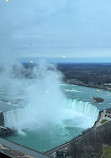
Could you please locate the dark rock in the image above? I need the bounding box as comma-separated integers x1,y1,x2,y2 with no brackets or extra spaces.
0,112,4,126
1,98,10,103
106,108,111,113
0,112,16,137
93,97,104,103
0,126,15,137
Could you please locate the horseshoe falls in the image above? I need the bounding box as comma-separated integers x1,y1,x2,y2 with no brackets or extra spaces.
4,98,99,152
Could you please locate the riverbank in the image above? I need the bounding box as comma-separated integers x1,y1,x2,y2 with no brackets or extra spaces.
65,79,111,92
0,138,49,158
95,110,111,128
57,63,111,92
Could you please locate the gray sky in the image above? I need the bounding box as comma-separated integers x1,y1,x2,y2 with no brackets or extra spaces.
0,0,111,60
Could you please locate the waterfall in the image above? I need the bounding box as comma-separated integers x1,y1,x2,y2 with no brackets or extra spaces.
61,99,99,129
65,99,99,120
4,99,99,130
4,106,30,129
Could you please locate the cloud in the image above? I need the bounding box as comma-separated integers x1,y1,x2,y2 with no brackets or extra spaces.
0,0,111,59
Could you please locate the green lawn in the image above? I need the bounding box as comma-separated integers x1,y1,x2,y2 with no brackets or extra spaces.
101,119,108,124
103,146,111,158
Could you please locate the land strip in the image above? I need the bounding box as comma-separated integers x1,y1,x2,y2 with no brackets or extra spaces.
0,138,49,158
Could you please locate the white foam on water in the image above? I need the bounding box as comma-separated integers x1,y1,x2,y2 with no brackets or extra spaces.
66,89,81,93
18,129,26,136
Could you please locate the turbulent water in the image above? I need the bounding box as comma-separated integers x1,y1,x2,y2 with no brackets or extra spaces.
4,99,99,152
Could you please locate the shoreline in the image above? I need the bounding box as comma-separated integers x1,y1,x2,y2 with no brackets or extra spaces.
45,111,101,157
65,80,111,92
45,110,111,157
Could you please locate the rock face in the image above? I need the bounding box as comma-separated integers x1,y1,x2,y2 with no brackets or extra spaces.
0,112,4,126
106,108,111,113
0,126,15,137
0,112,15,137
93,97,104,103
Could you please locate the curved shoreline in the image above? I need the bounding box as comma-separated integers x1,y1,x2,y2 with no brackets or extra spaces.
45,111,101,157
45,109,111,157
65,80,111,92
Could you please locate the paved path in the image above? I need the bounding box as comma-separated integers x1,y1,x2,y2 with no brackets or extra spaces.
0,138,49,158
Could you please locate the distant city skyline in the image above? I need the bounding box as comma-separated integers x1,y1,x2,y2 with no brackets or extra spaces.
0,0,111,62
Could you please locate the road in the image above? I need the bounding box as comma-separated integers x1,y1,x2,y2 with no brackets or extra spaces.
0,138,49,158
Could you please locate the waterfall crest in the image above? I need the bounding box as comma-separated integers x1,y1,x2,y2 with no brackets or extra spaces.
65,99,99,120
4,99,99,130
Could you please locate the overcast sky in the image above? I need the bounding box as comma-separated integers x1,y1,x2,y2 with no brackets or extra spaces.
0,0,111,61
